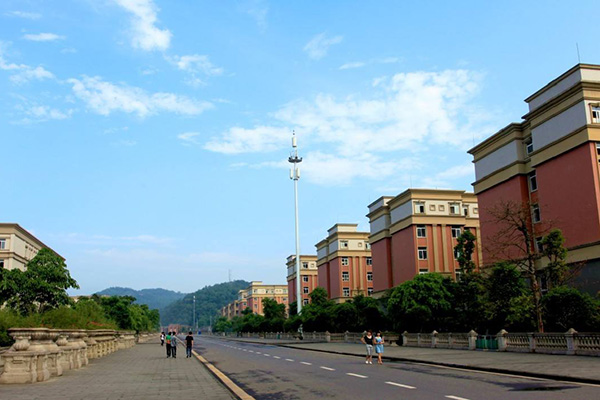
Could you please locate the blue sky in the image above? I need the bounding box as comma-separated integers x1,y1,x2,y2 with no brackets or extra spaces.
1,1,598,294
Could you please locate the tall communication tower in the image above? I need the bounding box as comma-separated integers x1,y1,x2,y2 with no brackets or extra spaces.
288,131,303,315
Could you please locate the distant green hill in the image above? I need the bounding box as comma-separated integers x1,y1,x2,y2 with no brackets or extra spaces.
95,287,186,311
160,280,249,327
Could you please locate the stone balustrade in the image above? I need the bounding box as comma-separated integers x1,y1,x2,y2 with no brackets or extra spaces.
0,328,147,384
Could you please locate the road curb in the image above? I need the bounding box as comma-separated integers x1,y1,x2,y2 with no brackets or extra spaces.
176,340,256,400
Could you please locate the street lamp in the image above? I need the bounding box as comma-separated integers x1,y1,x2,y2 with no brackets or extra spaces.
193,295,196,331
288,131,303,315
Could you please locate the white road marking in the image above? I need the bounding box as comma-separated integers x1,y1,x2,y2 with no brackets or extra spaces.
273,356,281,359
285,358,294,362
320,366,335,371
446,396,470,400
264,354,270,357
385,381,416,389
346,373,368,379
300,362,312,365
248,350,254,353
256,352,262,354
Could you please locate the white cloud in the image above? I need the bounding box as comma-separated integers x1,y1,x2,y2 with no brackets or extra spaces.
5,11,42,19
339,61,366,70
167,54,223,76
166,54,223,87
239,0,269,31
25,105,72,120
419,163,475,188
205,69,492,185
113,0,172,51
10,65,55,84
22,33,65,41
67,75,213,117
113,139,137,146
177,132,201,145
303,33,343,60
204,126,289,154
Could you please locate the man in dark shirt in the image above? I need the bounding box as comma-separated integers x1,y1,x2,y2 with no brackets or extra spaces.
185,331,194,358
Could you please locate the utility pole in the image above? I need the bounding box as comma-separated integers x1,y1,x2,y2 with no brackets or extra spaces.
193,295,196,332
288,131,303,316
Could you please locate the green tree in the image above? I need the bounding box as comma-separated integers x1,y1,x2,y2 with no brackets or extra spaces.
7,248,79,314
387,273,454,332
308,287,333,308
352,294,386,331
261,298,286,331
450,272,487,331
454,229,477,274
213,316,233,332
485,262,534,331
542,287,600,331
540,229,571,289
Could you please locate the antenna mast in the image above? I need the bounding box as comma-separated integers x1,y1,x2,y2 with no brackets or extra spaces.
288,130,303,316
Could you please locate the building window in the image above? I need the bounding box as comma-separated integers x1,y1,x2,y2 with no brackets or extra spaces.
342,271,350,281
536,237,544,253
303,286,309,294
451,226,462,238
303,299,309,305
302,276,309,282
343,288,350,297
365,242,371,250
463,206,469,216
455,269,463,280
416,225,426,238
415,202,425,214
367,272,373,282
454,248,461,260
302,262,308,269
0,239,5,250
529,171,538,192
532,204,541,223
418,247,428,260
367,288,373,296
0,259,4,269
419,268,428,275
340,240,349,249
525,138,534,155
341,257,349,266
366,257,372,266
449,203,460,214
592,106,600,123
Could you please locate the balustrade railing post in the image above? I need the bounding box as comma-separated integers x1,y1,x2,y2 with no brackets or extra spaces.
496,329,508,351
529,333,536,353
402,331,408,347
565,328,577,355
468,330,477,350
431,330,438,348
344,331,349,343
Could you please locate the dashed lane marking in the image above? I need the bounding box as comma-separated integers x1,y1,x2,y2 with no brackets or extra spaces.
385,381,416,389
285,359,294,362
346,373,368,379
445,396,470,400
264,354,271,357
300,362,312,365
320,366,335,371
273,356,281,359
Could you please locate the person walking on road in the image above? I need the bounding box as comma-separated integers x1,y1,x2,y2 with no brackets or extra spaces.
185,331,194,358
375,331,385,364
165,332,172,358
361,330,374,364
160,332,165,346
170,332,178,358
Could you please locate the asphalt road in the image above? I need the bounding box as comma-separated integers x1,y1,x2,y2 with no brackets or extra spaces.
194,336,600,400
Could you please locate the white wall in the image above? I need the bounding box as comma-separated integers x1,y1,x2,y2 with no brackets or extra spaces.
474,141,521,181
532,101,587,150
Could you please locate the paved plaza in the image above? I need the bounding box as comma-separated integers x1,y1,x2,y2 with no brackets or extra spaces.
0,341,236,400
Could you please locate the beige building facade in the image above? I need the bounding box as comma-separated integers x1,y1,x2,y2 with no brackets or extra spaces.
0,223,61,271
221,281,289,319
286,255,318,306
316,224,373,303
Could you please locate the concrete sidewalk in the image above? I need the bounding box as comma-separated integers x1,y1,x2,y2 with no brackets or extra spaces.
214,337,600,384
0,340,236,400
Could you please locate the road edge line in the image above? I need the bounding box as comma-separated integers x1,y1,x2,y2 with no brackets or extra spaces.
188,345,256,400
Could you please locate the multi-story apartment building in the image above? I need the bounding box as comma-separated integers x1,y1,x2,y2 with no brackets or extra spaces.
220,281,288,319
0,223,62,271
367,189,481,297
315,224,373,303
469,64,600,292
286,255,318,306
